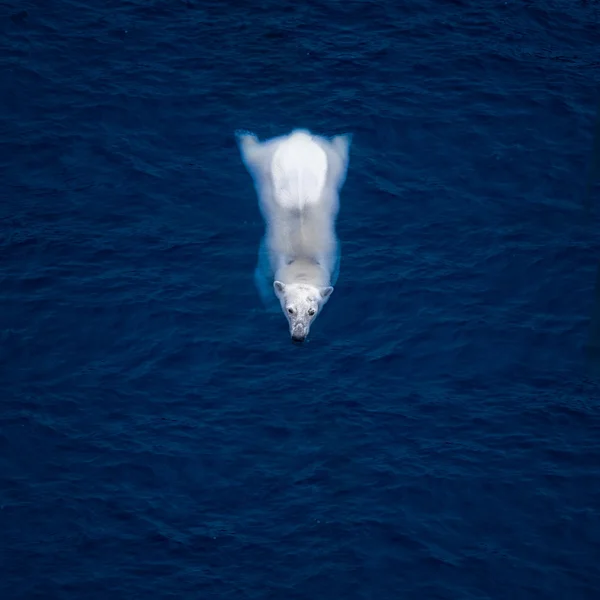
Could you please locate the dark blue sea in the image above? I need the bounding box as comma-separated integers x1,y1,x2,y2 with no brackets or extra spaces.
2,1,600,598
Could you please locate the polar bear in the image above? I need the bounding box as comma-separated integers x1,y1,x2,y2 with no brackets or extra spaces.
236,128,351,342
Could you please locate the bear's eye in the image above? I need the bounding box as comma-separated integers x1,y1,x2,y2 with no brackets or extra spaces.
287,307,295,315
308,308,315,316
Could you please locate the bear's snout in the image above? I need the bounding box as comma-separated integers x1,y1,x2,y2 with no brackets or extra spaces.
291,324,307,343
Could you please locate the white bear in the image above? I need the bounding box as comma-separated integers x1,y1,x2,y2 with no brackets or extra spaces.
236,128,351,342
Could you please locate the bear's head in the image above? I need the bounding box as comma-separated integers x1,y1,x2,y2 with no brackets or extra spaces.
273,281,333,342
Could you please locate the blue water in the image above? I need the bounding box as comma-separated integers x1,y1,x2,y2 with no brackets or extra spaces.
2,1,600,598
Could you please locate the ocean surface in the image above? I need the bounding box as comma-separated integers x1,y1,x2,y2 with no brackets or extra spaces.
2,1,600,598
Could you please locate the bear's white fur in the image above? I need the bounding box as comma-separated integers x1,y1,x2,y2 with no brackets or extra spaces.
236,128,351,341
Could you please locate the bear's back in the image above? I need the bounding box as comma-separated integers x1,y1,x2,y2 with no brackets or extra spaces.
270,131,328,212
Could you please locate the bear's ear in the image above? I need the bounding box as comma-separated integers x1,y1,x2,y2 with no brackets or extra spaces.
320,286,333,299
274,281,286,294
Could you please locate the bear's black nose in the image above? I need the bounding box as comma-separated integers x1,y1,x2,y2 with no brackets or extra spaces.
291,333,306,343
